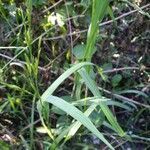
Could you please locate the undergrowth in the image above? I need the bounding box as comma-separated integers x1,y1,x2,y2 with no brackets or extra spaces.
0,0,150,149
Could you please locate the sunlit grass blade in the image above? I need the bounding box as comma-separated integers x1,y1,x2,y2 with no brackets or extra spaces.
53,96,133,148
66,98,132,140
42,95,114,150
37,62,93,142
78,68,125,137
42,62,92,98
50,104,97,149
84,0,109,61
65,104,97,140
72,97,133,111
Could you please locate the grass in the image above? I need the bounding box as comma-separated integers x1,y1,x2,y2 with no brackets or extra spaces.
37,1,125,148
0,0,150,149
84,0,108,62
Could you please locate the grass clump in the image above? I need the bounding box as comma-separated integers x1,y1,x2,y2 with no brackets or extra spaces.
0,0,150,149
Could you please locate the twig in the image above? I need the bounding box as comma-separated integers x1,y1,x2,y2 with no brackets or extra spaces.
122,0,150,18
5,15,84,39
98,87,150,108
5,21,28,38
41,0,64,14
0,46,26,50
64,0,74,63
0,123,16,143
100,3,150,26
103,67,140,73
31,15,85,44
43,3,150,41
21,119,40,133
2,48,26,70
0,53,46,71
0,52,147,73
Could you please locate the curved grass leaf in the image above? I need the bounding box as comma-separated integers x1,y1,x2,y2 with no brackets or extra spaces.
84,0,109,61
51,104,97,149
117,90,149,99
42,62,92,99
78,68,125,137
72,97,133,111
37,62,93,144
66,104,97,141
42,95,114,150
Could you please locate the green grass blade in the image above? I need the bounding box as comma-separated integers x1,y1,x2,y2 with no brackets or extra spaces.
107,6,117,26
51,104,97,149
54,97,132,147
66,104,97,140
42,95,114,150
117,90,149,99
42,62,92,99
37,62,92,142
78,68,125,137
72,97,133,111
84,0,109,61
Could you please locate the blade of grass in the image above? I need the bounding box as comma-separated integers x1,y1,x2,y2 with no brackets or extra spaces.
41,62,92,99
117,90,149,99
51,104,97,149
37,62,93,141
42,95,114,150
65,104,97,140
72,97,133,111
52,96,132,148
78,68,125,137
107,6,117,26
84,0,109,61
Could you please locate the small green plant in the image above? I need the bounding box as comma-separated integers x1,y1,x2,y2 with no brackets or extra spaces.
1,0,149,149
37,62,132,149
37,1,128,149
84,0,109,62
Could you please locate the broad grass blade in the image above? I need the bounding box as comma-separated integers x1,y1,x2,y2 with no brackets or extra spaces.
78,68,125,137
43,95,114,150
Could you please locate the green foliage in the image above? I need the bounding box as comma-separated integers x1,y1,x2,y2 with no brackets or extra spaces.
112,74,123,87
73,44,86,60
37,62,131,149
78,68,125,137
73,44,97,60
0,0,150,149
0,141,10,150
84,0,109,61
42,95,114,149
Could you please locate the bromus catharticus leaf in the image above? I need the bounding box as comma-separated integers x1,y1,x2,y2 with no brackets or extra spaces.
42,95,114,150
37,1,127,149
37,62,128,149
37,62,114,149
84,0,109,62
78,68,125,137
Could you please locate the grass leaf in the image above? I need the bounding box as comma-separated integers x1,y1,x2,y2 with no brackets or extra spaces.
78,68,125,137
42,62,92,99
84,0,109,61
42,95,114,150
